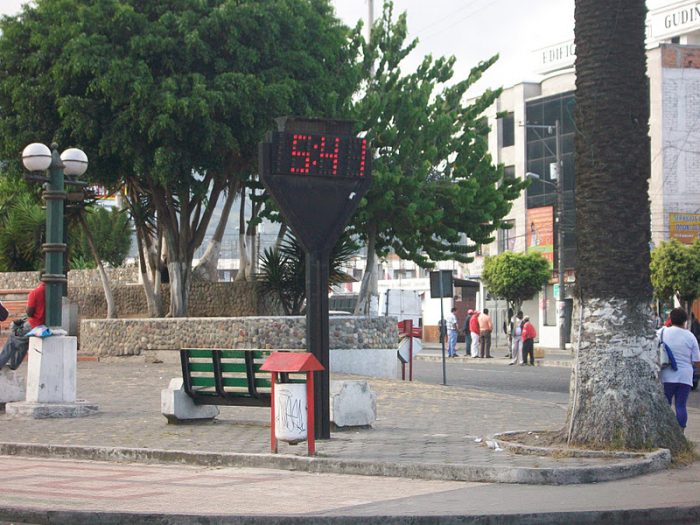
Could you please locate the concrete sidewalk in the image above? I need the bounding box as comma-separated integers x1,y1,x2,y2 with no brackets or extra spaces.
0,359,698,524
417,342,574,367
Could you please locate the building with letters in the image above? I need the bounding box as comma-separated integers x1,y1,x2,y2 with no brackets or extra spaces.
480,0,700,346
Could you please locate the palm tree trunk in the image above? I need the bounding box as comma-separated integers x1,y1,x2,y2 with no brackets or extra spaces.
566,0,687,453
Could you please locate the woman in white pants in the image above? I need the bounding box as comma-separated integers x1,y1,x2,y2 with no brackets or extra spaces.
509,311,524,365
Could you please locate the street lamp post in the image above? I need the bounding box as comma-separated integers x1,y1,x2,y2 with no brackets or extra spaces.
22,143,88,329
525,120,566,350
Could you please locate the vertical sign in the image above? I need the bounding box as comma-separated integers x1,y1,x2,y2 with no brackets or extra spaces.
259,117,372,440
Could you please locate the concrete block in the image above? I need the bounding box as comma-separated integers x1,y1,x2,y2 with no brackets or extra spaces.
161,378,219,424
0,368,26,408
330,380,376,428
5,400,98,419
25,336,77,404
330,348,398,378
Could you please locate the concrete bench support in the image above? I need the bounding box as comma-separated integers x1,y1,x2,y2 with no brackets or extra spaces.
0,368,25,411
330,380,377,429
161,378,220,423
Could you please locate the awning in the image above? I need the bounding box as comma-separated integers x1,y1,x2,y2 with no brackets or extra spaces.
453,278,480,290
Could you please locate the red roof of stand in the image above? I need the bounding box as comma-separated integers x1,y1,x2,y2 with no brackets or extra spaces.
260,352,325,373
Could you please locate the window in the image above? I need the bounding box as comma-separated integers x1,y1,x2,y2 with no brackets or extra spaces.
499,219,516,252
501,112,515,147
503,165,515,180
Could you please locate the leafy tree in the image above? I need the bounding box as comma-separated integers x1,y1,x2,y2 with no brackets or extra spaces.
650,239,700,312
566,0,688,454
73,206,131,269
0,0,359,316
481,252,551,312
258,232,357,315
350,3,525,314
0,192,44,271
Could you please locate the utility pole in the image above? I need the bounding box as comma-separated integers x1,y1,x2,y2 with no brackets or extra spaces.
554,119,566,350
523,120,565,350
368,0,374,41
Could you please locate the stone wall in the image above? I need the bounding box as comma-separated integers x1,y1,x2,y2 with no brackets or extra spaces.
0,268,139,290
71,281,264,319
79,316,398,357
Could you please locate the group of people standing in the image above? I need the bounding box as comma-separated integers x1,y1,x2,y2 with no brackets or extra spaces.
445,307,536,364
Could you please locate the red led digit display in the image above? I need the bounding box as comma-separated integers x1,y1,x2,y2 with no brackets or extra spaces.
272,132,369,179
290,134,311,174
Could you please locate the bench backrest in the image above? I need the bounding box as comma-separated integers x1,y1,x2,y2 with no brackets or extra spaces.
180,348,307,407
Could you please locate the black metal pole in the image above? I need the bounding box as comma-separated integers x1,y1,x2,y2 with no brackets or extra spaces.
306,249,331,439
439,277,447,386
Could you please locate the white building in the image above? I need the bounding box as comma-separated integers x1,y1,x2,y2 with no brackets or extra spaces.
480,0,700,346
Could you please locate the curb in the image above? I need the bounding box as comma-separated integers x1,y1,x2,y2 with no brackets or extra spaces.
1,505,700,525
416,354,572,368
0,441,669,485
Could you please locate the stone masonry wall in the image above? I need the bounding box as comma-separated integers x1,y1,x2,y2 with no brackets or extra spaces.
71,281,263,319
0,269,266,319
79,316,398,357
0,268,139,290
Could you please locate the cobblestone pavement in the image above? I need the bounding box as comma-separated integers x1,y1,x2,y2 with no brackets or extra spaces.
0,359,662,471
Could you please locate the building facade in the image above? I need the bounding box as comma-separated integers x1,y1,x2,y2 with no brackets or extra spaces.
482,0,700,346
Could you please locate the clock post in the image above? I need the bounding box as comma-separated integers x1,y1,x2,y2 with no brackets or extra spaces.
259,117,372,439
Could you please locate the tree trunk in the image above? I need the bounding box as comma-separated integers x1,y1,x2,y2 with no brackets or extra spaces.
274,223,288,251
193,182,239,282
235,188,248,282
135,223,162,317
354,228,378,316
79,215,117,319
565,298,685,451
567,0,688,453
245,229,257,280
167,260,189,317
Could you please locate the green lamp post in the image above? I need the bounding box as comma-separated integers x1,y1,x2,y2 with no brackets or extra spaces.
22,143,88,329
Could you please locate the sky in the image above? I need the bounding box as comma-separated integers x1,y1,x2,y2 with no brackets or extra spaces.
0,0,677,91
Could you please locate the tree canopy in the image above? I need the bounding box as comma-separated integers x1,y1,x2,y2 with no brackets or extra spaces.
0,0,359,315
650,239,700,311
349,3,526,312
481,251,551,311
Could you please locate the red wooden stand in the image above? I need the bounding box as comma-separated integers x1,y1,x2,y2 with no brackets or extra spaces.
398,320,422,381
261,352,325,456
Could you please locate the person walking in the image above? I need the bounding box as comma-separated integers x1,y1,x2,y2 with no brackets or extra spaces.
478,308,493,358
509,310,524,365
446,307,459,357
469,310,481,358
521,315,537,365
463,309,474,357
503,307,514,357
658,307,700,433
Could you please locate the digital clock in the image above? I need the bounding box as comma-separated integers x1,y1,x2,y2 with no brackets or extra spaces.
270,131,369,179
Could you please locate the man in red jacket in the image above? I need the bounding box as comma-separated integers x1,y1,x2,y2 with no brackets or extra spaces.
521,315,537,365
26,281,46,328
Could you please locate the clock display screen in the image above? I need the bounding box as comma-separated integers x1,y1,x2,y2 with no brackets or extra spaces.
271,132,368,178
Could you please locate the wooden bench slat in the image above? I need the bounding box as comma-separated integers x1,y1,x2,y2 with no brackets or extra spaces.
219,363,249,373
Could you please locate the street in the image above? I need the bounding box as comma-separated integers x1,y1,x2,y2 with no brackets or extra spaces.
412,356,700,410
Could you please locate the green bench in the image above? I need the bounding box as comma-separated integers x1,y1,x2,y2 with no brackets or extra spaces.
179,348,306,408
180,348,274,407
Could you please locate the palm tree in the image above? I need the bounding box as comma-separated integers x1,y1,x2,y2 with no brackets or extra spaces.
566,0,687,453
